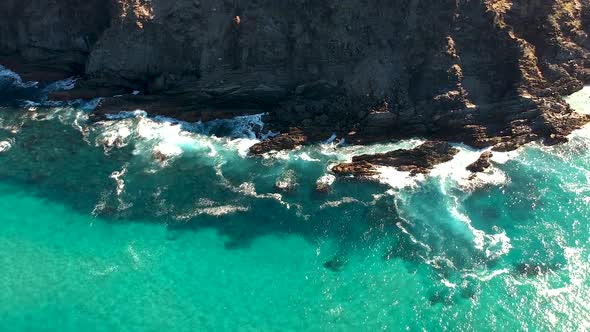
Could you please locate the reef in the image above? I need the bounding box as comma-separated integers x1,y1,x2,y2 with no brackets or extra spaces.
1,0,590,157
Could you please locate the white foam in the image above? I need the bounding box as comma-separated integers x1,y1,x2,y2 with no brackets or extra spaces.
0,139,13,153
448,193,512,258
490,149,523,164
110,167,127,197
430,144,483,187
205,140,218,157
175,205,249,220
90,265,119,277
224,138,260,158
96,124,132,150
298,152,320,162
185,113,268,139
376,143,511,191
0,65,38,88
319,139,427,190
98,111,271,163
105,110,148,120
440,279,457,289
316,174,336,187
42,77,76,93
152,142,183,164
463,268,510,282
261,149,294,160
127,244,141,268
320,197,363,209
324,139,424,161
374,166,425,190
565,85,590,115
109,165,133,211
464,168,509,191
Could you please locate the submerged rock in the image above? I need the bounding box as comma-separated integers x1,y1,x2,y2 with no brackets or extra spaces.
274,170,298,193
323,256,348,272
333,141,460,177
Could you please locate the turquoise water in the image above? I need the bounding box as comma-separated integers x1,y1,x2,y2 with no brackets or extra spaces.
0,72,589,331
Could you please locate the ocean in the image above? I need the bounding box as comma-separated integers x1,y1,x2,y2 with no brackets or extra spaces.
1,66,589,331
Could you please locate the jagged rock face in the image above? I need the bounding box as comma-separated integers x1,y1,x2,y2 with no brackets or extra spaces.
1,0,589,148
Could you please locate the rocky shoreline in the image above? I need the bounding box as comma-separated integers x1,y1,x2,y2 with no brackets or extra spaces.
1,0,590,176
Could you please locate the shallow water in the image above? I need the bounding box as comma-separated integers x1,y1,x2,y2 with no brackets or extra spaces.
0,71,589,331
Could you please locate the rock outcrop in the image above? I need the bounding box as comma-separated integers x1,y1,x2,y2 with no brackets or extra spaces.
1,0,589,149
249,128,306,155
466,151,494,173
333,141,460,177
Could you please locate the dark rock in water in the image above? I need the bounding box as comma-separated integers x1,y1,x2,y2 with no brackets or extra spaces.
428,290,454,307
514,262,563,277
324,256,348,272
333,141,459,177
1,0,590,148
250,128,306,155
467,151,493,173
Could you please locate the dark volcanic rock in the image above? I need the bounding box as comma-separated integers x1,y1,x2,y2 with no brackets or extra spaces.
333,141,460,177
249,128,306,155
466,151,493,173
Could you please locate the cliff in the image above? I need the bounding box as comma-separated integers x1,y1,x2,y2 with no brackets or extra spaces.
1,0,589,150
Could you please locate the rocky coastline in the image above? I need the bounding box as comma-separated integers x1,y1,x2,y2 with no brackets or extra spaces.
2,0,590,178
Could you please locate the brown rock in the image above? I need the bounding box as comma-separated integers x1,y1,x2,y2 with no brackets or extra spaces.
249,128,306,155
466,151,493,173
333,141,460,177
